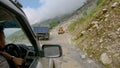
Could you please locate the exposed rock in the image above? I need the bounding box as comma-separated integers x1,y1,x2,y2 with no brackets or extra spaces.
111,2,119,8
93,23,99,29
91,21,99,24
89,55,93,58
88,28,92,31
99,38,103,43
81,31,86,34
100,53,112,64
117,28,120,32
81,54,86,59
91,21,99,29
102,8,107,14
104,18,108,22
104,14,110,18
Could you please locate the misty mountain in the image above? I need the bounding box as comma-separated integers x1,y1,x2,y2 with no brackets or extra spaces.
32,13,72,29
23,0,87,24
32,0,96,29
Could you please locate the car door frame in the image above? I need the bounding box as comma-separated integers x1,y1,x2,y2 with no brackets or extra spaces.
0,0,42,68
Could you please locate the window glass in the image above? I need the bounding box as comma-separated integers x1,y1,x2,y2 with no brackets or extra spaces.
0,6,32,46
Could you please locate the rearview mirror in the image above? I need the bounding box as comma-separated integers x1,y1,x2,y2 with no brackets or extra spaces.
42,44,62,58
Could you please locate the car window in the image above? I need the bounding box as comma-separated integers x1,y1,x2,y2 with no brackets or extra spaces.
0,5,32,46
4,26,32,46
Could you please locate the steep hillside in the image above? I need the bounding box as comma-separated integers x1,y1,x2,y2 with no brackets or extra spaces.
69,0,120,68
71,0,98,20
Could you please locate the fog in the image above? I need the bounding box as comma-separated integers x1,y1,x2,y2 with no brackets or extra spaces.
23,0,87,24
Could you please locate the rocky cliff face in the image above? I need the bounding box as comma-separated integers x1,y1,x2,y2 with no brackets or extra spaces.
71,0,120,68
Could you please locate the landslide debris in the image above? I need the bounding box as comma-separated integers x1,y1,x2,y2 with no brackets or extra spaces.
70,0,120,68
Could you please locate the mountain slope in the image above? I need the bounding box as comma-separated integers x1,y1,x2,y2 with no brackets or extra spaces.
69,0,120,68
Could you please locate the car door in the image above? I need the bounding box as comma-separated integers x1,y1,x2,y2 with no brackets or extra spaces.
0,1,62,68
0,0,43,68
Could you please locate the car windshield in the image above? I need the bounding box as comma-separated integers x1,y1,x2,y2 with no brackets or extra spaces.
0,6,32,46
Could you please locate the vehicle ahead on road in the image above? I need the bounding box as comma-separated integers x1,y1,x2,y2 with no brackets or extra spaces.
0,0,62,68
33,27,50,40
58,27,65,34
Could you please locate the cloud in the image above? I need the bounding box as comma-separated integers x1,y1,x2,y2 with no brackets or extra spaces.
23,0,86,24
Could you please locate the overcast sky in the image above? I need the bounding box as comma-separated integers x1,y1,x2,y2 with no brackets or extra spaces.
19,0,86,24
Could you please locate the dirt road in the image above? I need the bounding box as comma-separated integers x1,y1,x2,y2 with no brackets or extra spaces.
39,22,103,68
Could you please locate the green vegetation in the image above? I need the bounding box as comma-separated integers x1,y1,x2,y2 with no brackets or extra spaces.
68,0,105,31
49,21,59,29
33,14,72,30
7,30,29,43
97,0,104,6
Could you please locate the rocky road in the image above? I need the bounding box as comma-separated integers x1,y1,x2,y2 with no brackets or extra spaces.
39,22,104,68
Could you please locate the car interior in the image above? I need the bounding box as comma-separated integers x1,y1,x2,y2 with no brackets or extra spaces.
0,5,36,68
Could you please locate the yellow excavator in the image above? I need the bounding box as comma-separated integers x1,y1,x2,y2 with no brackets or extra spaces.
58,27,65,34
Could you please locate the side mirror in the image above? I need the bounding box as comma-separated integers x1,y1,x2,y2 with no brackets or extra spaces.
42,44,62,58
